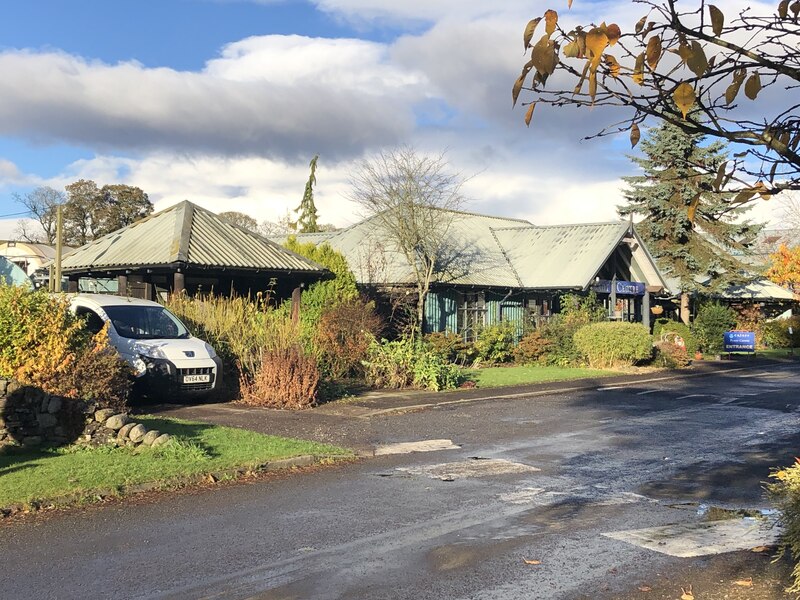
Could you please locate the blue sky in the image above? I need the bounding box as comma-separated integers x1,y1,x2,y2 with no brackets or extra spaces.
0,0,782,235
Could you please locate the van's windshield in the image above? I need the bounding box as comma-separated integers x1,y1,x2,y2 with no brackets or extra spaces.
104,305,191,340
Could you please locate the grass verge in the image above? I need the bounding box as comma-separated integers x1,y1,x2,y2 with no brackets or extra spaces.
463,365,618,388
0,416,351,511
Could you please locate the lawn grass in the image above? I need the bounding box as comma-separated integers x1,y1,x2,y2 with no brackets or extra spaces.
464,364,618,388
0,416,350,509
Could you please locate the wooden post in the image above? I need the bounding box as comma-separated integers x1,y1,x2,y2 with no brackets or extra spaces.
173,271,185,296
54,205,63,292
117,274,128,297
642,290,651,330
680,292,690,325
291,286,302,323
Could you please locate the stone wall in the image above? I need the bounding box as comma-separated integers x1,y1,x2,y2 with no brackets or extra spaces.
0,378,170,448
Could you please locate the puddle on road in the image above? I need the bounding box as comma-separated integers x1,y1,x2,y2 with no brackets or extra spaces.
603,508,781,557
374,439,460,456
397,458,540,481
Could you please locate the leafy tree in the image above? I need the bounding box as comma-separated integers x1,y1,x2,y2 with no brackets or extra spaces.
767,244,800,295
296,154,321,233
219,211,260,233
94,184,152,237
63,180,153,246
347,147,466,335
12,186,64,244
63,179,100,246
282,238,359,326
514,1,800,197
618,120,762,322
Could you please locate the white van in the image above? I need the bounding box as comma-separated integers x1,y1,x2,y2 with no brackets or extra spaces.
69,294,222,397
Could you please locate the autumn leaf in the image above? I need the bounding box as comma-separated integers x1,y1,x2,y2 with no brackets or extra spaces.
604,54,620,78
635,15,647,34
586,77,597,102
779,0,789,19
523,17,541,50
637,585,652,592
568,0,573,8
630,123,641,148
544,9,558,36
563,38,581,58
645,35,662,70
605,23,622,46
512,73,526,108
713,161,727,191
632,52,645,85
585,27,609,68
751,545,772,553
687,193,701,223
725,69,746,104
709,5,724,36
680,585,694,600
524,102,536,127
523,558,542,565
686,41,708,77
745,72,762,99
733,577,754,587
792,1,800,19
673,82,696,118
531,34,558,79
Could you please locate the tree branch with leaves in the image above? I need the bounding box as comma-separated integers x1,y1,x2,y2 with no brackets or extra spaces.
514,0,800,200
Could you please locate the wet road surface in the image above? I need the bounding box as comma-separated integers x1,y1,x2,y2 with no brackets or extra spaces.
2,362,799,599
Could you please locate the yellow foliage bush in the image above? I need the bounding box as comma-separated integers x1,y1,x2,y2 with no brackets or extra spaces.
0,286,129,409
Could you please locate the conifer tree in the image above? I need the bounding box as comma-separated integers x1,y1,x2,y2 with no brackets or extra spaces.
295,155,320,233
618,121,762,322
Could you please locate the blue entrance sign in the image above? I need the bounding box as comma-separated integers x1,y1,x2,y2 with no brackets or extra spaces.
723,331,756,353
591,279,646,296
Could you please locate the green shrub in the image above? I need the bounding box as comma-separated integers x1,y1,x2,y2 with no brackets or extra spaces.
537,292,607,366
424,331,476,366
513,331,552,364
768,462,800,594
282,238,359,326
474,321,518,364
733,304,767,349
0,286,130,409
362,336,460,391
574,322,653,368
692,302,737,354
652,318,697,355
763,316,800,349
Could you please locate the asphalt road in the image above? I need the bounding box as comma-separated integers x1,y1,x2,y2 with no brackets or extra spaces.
3,362,800,599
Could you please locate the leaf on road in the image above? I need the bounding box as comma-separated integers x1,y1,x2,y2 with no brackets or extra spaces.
734,577,754,587
751,545,772,553
680,585,694,600
637,585,652,592
523,558,541,565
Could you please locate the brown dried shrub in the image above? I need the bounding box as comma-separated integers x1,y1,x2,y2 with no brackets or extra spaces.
316,298,383,380
240,344,320,409
513,331,552,364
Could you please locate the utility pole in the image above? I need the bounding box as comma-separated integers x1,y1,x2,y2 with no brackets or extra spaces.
54,205,63,292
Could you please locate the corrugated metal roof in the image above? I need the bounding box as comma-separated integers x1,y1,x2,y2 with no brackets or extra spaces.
494,222,632,289
289,209,668,290
62,201,325,273
719,279,796,300
291,210,529,288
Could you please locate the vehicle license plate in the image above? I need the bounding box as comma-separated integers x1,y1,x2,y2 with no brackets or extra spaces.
183,374,211,384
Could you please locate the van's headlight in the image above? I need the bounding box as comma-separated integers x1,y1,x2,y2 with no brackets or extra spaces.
132,356,148,377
